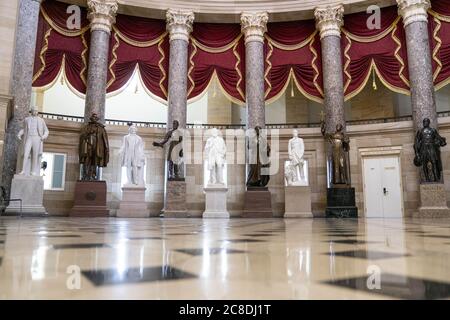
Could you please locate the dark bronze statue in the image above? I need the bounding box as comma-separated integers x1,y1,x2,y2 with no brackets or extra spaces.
246,126,271,187
414,118,447,183
321,122,350,186
79,113,109,181
153,120,184,180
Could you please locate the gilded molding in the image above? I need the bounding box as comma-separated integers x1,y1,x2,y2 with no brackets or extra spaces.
166,9,194,43
314,5,344,39
397,0,430,27
87,0,118,34
240,12,268,44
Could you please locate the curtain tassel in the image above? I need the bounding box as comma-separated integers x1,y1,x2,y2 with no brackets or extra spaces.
372,68,377,91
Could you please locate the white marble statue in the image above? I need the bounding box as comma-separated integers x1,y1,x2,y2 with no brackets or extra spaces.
119,124,146,186
17,108,49,176
285,129,306,186
204,128,227,185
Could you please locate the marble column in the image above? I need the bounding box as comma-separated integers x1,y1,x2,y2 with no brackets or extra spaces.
241,12,268,129
1,0,42,197
397,0,436,130
166,9,194,129
84,0,118,123
314,5,345,134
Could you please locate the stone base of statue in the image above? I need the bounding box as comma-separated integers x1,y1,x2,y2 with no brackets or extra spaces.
326,187,358,218
164,180,187,218
414,183,450,218
70,180,109,217
284,186,313,218
203,184,229,218
243,187,273,218
117,185,148,218
5,174,47,215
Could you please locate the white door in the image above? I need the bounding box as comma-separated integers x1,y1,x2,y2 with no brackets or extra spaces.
363,156,403,218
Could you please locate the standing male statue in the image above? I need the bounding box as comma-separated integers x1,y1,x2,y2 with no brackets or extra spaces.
246,126,271,187
18,108,49,176
321,122,350,186
79,113,109,181
414,118,447,183
285,129,306,186
153,120,184,180
204,128,227,185
119,124,146,186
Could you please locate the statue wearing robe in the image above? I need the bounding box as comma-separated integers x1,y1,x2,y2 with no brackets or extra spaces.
321,122,350,186
205,128,226,185
246,126,271,187
119,124,146,186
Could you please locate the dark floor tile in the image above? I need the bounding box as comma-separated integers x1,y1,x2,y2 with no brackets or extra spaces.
174,248,246,256
420,235,450,239
242,234,274,237
222,239,266,243
0,257,2,266
0,241,4,245
327,250,409,260
327,234,359,237
325,239,374,245
323,273,450,299
82,265,197,286
41,235,82,238
127,237,164,240
52,243,111,250
166,232,199,236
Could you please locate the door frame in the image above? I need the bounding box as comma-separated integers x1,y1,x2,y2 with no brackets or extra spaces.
359,146,404,218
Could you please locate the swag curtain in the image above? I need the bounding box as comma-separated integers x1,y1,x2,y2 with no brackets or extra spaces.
33,1,450,106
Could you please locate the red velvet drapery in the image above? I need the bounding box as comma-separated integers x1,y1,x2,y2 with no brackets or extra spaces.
32,0,450,106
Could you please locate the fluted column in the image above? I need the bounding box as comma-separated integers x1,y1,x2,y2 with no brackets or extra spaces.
84,0,118,123
1,0,43,197
314,5,345,134
241,12,268,129
397,0,436,130
166,9,194,129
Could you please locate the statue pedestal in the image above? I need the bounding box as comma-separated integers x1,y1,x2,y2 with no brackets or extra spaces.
243,187,272,218
5,174,47,215
117,185,148,218
326,187,358,218
414,183,450,218
203,185,229,218
284,186,313,218
164,180,187,218
70,180,109,217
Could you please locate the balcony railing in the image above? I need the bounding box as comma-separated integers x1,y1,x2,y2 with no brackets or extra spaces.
38,111,450,130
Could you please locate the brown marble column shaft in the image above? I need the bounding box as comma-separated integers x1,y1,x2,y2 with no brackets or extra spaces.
1,0,42,197
84,0,118,123
166,9,194,129
397,0,437,130
241,12,268,129
314,5,345,134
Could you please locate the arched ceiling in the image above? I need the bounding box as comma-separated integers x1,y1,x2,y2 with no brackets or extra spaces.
58,0,397,22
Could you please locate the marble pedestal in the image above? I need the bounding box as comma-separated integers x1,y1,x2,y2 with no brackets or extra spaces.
284,186,313,218
243,187,273,218
203,185,229,218
164,180,187,218
117,185,148,218
70,180,109,217
414,183,450,218
5,174,47,215
326,187,358,218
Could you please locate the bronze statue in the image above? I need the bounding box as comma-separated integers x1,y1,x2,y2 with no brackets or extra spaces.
246,126,271,187
79,113,109,181
321,122,350,186
414,118,447,183
153,120,184,180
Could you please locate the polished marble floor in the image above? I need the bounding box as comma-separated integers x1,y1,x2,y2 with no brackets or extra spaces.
0,217,450,299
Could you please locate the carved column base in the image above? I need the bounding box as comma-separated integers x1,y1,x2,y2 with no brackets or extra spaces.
164,180,187,218
326,187,358,218
284,186,313,218
70,180,109,217
414,184,450,218
243,187,273,218
117,186,149,218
